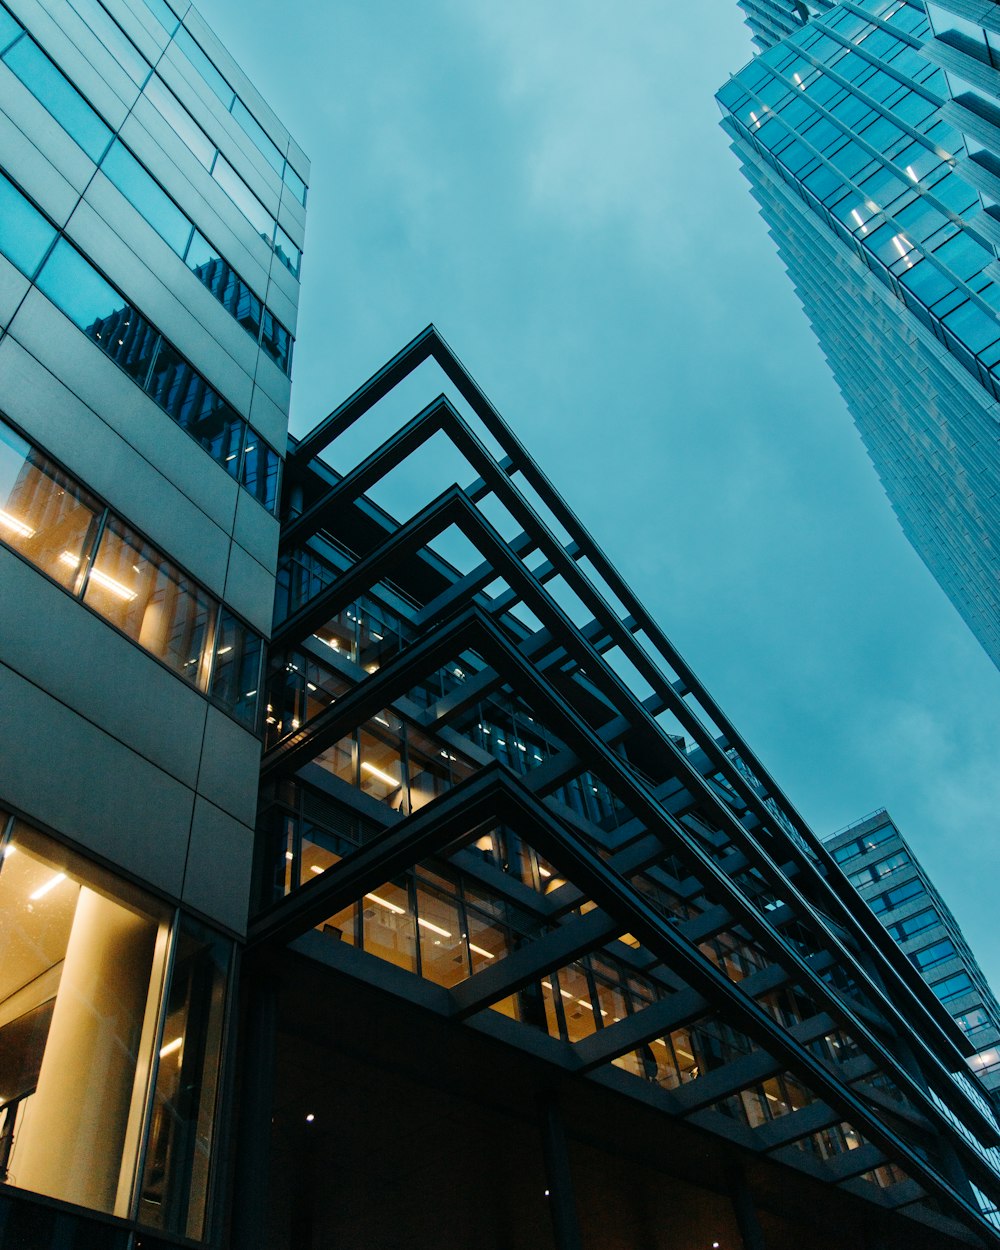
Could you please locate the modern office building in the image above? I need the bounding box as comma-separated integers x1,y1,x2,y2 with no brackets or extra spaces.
718,0,1000,669
2,2,1000,1249
0,0,305,1243
824,810,1000,1103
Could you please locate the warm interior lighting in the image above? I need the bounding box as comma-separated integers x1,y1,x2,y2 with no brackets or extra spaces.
361,761,398,787
0,509,35,538
538,866,552,878
305,1113,315,1123
217,645,232,655
1,845,15,859
310,865,324,875
285,851,294,861
469,942,495,959
417,918,452,938
676,1047,694,1061
365,891,405,915
60,553,138,601
29,872,67,901
159,1037,183,1059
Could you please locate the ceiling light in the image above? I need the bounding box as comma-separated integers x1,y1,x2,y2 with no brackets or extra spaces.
365,891,405,915
417,918,452,938
361,761,397,787
159,1037,183,1058
0,509,35,538
1,845,15,859
305,1113,315,1123
310,865,324,875
217,645,232,655
469,942,495,959
538,866,552,878
285,851,294,861
30,872,67,900
89,568,138,601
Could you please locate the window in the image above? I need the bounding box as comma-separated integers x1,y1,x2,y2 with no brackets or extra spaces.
932,971,973,1003
911,938,956,971
101,141,193,255
970,1049,1000,1078
2,35,111,161
832,822,896,865
956,1008,991,1038
869,876,925,914
888,907,939,941
0,171,56,278
0,817,230,1238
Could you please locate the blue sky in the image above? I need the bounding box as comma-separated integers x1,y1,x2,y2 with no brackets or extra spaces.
213,0,1000,989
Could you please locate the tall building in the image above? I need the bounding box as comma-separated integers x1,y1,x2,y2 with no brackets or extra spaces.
1,3,1000,1249
718,0,1000,669
0,0,305,1242
824,811,1000,1101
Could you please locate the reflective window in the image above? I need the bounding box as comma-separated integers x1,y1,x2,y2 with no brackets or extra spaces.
83,517,216,684
933,971,974,1003
869,876,925,914
956,1008,991,1038
0,422,103,589
284,163,307,207
273,222,301,277
888,907,940,941
141,0,178,33
36,238,122,334
0,7,19,53
3,37,112,161
143,75,214,169
211,610,263,728
260,307,291,372
175,25,232,106
232,97,283,175
911,937,956,970
240,436,280,513
101,141,192,255
65,0,149,86
145,343,245,472
0,173,55,278
212,155,273,240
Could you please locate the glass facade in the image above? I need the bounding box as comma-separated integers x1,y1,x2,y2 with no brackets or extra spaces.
719,0,1000,669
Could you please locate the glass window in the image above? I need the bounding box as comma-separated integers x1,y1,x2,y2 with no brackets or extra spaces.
0,820,172,1217
36,239,121,333
240,435,280,513
231,97,283,175
362,878,417,972
260,307,292,373
869,876,925,914
65,0,149,86
101,141,192,256
141,0,178,33
888,907,939,941
0,420,104,588
137,916,230,1240
0,172,55,278
145,344,245,471
143,75,215,169
912,938,956,970
0,7,21,54
212,155,273,240
3,37,112,161
273,222,300,277
956,1008,991,1037
83,516,216,684
185,232,262,336
210,609,262,726
933,971,973,1003
174,26,232,107
284,163,307,207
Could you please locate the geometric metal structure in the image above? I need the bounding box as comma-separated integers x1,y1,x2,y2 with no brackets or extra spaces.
246,326,1000,1247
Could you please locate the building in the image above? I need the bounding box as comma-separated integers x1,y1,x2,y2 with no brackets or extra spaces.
1,2,1000,1249
0,0,305,1243
717,0,1000,669
824,810,1000,1101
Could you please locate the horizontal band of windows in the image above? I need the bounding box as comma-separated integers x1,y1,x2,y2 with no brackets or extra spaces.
0,167,281,513
0,13,295,369
0,414,264,728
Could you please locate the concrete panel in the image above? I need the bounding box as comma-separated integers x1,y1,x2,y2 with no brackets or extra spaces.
248,373,290,449
0,63,94,215
233,488,280,586
0,253,29,330
223,539,274,636
265,255,300,314
277,188,306,245
0,660,193,896
0,547,209,786
182,796,253,934
0,335,233,593
286,137,310,186
7,292,242,534
19,0,140,119
81,170,262,381
196,705,261,827
63,198,255,417
121,102,272,293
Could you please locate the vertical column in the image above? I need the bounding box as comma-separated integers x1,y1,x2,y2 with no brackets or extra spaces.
539,1093,583,1250
229,963,279,1250
730,1162,767,1250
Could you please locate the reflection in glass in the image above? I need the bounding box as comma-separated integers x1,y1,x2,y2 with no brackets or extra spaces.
260,307,291,372
0,421,104,588
240,436,280,512
0,8,20,54
145,343,245,473
284,163,307,208
273,223,301,277
90,302,160,385
210,609,262,727
359,716,404,808
102,141,193,256
0,820,171,1216
362,879,417,972
138,916,230,1240
231,97,283,174
3,36,111,160
415,884,465,987
36,239,122,334
143,75,215,170
212,155,272,239
0,171,55,278
83,517,215,685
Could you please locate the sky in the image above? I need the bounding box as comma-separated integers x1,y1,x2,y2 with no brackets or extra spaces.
209,1,1000,990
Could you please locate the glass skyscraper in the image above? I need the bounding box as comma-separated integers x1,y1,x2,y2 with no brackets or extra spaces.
718,0,1000,668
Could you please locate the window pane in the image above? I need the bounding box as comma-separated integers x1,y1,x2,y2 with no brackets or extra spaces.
210,609,261,726
0,420,103,588
415,883,466,987
64,0,148,85
0,820,171,1216
231,97,283,174
0,172,56,278
362,879,417,972
144,75,214,169
0,8,21,54
186,233,261,336
83,516,215,683
145,345,245,471
212,155,272,239
283,163,306,207
140,0,178,33
260,307,291,373
273,222,300,277
4,37,112,160
239,435,279,512
102,141,192,256
36,239,120,331
137,916,230,1239
174,26,232,106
